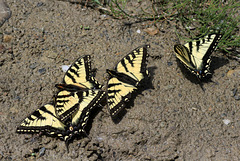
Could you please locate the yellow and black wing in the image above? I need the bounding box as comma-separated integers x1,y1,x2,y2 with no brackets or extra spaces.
16,104,66,139
54,90,82,122
16,91,105,144
56,55,102,91
54,89,106,123
107,45,150,117
54,55,105,122
174,34,222,79
63,90,106,142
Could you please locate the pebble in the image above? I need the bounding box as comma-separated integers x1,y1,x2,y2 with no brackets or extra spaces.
143,27,159,36
234,95,240,100
223,119,231,125
3,34,12,43
29,63,37,69
38,68,46,74
36,2,44,7
61,65,70,72
39,147,45,157
167,61,173,66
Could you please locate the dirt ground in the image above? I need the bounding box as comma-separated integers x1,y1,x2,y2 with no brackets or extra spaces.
0,0,239,160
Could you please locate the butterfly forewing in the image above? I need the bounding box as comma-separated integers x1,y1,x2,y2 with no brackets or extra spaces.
174,44,196,70
16,104,66,137
116,45,150,82
62,55,101,89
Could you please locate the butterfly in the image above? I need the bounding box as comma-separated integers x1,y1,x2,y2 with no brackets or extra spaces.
54,55,105,122
106,45,150,117
174,33,222,79
16,90,104,150
16,55,106,150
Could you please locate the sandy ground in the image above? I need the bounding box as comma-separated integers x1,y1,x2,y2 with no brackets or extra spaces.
0,0,240,160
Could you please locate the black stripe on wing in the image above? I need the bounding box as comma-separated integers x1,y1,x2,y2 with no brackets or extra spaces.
58,55,102,91
16,104,66,138
55,91,83,123
202,34,222,63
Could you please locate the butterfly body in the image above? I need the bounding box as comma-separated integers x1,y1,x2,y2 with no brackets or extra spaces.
107,69,140,86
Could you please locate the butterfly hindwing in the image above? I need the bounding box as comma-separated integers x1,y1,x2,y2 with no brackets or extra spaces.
174,34,222,79
55,89,106,143
70,90,106,132
107,77,137,116
107,45,150,117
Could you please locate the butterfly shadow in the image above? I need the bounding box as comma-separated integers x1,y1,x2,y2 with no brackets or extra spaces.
111,66,157,124
84,97,107,135
210,56,229,72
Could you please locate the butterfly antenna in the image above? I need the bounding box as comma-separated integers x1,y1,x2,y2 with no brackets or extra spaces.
196,77,205,92
82,130,91,140
65,141,70,153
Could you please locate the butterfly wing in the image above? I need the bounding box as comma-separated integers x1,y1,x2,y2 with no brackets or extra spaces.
115,45,150,82
107,77,137,117
71,90,105,128
63,90,106,142
174,44,196,71
58,55,101,90
54,90,83,123
16,104,66,139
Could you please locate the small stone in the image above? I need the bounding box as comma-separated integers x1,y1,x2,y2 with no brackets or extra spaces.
36,2,44,7
61,65,70,72
164,85,175,90
39,147,45,157
143,27,159,36
160,121,166,128
38,68,46,74
234,95,240,100
232,88,237,96
167,61,173,66
3,34,12,43
29,63,37,69
223,119,231,125
46,51,58,59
